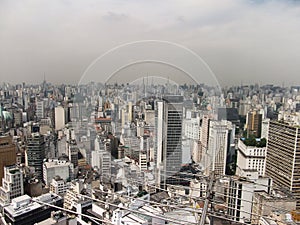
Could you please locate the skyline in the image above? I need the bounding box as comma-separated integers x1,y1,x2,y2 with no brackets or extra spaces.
1,0,300,86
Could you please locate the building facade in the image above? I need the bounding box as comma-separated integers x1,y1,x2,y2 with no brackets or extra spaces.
25,133,45,180
237,139,266,176
265,120,300,209
43,159,74,186
0,165,24,204
156,96,183,186
0,135,16,186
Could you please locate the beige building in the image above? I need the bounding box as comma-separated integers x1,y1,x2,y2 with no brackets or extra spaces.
0,135,16,186
252,190,296,225
266,120,300,209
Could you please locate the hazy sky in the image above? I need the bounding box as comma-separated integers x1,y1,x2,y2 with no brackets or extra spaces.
1,0,300,86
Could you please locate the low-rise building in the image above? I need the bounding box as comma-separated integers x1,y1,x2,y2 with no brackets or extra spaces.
237,138,266,176
252,190,296,224
3,193,62,225
43,159,73,186
49,176,69,196
0,165,24,204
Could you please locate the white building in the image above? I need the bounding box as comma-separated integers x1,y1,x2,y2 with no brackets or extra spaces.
91,150,111,180
227,172,272,223
36,100,45,119
43,159,73,186
63,181,92,221
55,106,65,131
0,165,24,204
49,176,69,196
237,139,266,176
205,120,235,176
183,117,200,140
261,118,270,140
139,152,147,172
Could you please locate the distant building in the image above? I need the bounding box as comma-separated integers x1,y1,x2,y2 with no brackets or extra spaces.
139,152,147,172
25,133,45,180
91,150,111,181
261,118,270,140
54,106,65,131
0,135,16,186
43,159,74,186
68,144,78,168
198,114,211,164
36,100,45,119
49,176,69,196
0,165,24,204
246,110,262,138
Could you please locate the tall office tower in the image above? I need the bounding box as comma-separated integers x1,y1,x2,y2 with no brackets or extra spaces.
54,106,65,131
265,120,300,209
35,100,44,119
25,133,46,180
246,110,262,138
0,135,16,186
68,144,79,168
155,96,183,186
205,120,235,176
155,101,164,185
199,114,211,163
128,101,133,122
0,165,24,204
261,118,270,140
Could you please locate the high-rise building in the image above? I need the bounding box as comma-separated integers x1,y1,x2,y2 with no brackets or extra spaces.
261,118,270,140
68,144,79,168
246,110,262,138
156,96,183,186
205,120,235,176
198,114,211,164
265,120,300,209
0,135,16,186
54,106,65,131
0,165,24,204
35,100,44,119
25,133,45,180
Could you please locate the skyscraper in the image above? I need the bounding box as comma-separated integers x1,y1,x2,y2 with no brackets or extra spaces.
155,96,183,186
0,135,16,186
25,133,45,180
265,120,300,209
246,110,262,138
205,120,235,176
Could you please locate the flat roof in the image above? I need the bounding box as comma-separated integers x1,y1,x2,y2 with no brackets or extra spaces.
5,201,41,217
